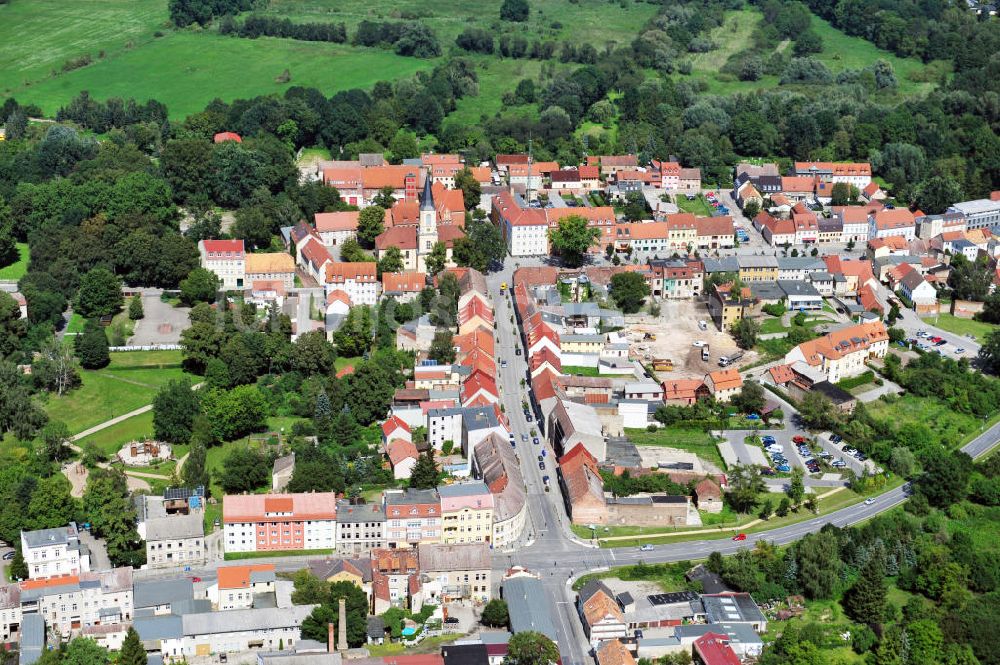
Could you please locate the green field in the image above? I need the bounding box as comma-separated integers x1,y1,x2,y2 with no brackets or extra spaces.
675,194,714,217
678,8,939,98
562,365,602,377
866,394,981,450
921,312,997,344
44,351,192,434
12,31,437,119
0,243,30,282
74,411,155,455
624,426,726,471
446,58,544,129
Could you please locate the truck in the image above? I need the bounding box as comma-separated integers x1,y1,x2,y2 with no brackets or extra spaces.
701,345,710,361
718,351,744,367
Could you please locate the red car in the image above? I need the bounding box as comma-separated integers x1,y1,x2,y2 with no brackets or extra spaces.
732,533,747,541
792,435,808,444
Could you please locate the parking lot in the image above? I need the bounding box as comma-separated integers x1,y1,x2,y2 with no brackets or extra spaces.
716,427,869,478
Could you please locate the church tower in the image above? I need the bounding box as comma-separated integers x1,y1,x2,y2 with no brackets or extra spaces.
417,170,438,270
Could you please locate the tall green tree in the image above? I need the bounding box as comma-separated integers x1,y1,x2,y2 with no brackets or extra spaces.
128,294,145,320
787,467,805,505
75,267,123,319
507,631,559,665
429,329,456,364
179,267,220,305
452,217,505,272
609,272,650,314
548,214,599,268
795,531,841,599
378,245,405,274
481,598,509,627
357,205,385,247
732,380,766,415
454,167,482,210
182,438,211,491
299,580,369,647
726,464,764,513
219,446,269,493
424,241,448,276
75,319,110,368
82,468,145,567
409,450,439,489
842,556,887,628
119,627,147,665
500,0,529,22
153,379,200,443
731,317,760,350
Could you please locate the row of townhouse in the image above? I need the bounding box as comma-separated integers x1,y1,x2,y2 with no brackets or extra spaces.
613,214,735,253
198,240,296,292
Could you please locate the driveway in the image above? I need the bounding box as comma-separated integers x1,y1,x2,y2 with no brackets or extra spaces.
79,529,112,571
130,288,191,346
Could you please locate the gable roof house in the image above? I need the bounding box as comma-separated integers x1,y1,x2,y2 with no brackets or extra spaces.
558,446,608,525
784,321,888,383
577,581,628,646
705,369,743,403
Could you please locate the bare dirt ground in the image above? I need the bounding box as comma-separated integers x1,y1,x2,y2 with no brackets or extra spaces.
624,299,761,379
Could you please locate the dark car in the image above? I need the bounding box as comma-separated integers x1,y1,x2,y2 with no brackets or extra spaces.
538,461,545,470
537,455,544,462
830,434,843,443
444,617,460,624
525,414,533,422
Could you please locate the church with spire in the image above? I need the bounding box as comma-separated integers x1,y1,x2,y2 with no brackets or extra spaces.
374,168,465,273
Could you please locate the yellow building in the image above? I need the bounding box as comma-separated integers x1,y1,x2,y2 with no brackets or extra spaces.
439,482,495,545
737,256,779,282
561,333,605,355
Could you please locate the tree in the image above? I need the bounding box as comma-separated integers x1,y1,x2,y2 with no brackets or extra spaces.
179,267,220,305
61,638,110,665
917,451,972,507
75,267,123,319
842,556,887,628
797,391,840,430
980,329,1000,374
153,379,200,443
119,628,147,665
371,186,396,210
726,464,764,513
287,448,345,493
200,385,269,441
776,497,791,517
914,175,964,215
830,182,852,206
183,438,211,490
889,446,917,477
429,329,456,364
548,215,600,268
330,410,359,448
219,446,269,493
409,450,439,489
378,245,404,274
83,468,144,567
500,0,529,22
357,206,385,247
795,531,841,599
40,420,72,463
424,241,447,276
76,319,110,368
300,580,369,647
481,598,509,627
454,168,482,210
609,272,650,314
731,317,760,350
332,306,373,357
9,547,27,581
732,380,765,415
128,294,144,320
787,468,805,504
507,631,559,665
742,200,761,219
292,330,336,376
453,218,506,272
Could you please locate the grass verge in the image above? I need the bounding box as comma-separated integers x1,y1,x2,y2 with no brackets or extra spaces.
920,312,997,344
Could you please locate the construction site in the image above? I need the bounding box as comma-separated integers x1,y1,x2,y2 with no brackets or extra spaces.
625,300,755,381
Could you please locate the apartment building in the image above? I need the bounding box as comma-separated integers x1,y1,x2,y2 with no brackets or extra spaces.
438,482,495,545
18,568,133,636
383,489,441,548
198,239,245,290
325,261,379,306
949,198,1000,231
20,524,91,580
223,493,338,554
209,564,276,611
794,162,872,188
144,513,205,570
336,501,387,556
784,321,888,383
244,253,296,291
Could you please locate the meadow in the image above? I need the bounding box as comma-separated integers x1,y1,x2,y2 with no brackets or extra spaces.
0,243,30,281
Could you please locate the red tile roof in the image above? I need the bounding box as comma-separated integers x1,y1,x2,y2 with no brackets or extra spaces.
382,271,426,293
201,239,245,254
326,261,377,283
218,564,274,590
387,439,419,465
213,132,242,143
693,632,741,665
315,211,360,233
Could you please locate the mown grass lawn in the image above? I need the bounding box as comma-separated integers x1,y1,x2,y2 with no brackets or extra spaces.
675,194,714,217
921,312,997,344
0,243,29,281
74,410,155,455
624,426,726,471
866,394,981,450
44,351,192,434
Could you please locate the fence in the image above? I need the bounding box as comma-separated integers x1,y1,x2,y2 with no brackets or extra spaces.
109,344,182,352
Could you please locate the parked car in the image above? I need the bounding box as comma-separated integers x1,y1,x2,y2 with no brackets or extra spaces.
541,449,547,457
2,551,14,561
916,330,927,337
792,435,808,444
501,360,508,367
830,434,843,443
692,340,707,347
542,475,550,484
640,544,655,552
761,467,776,476
831,459,846,467
525,414,533,422
732,533,747,541
521,434,528,441
746,413,761,421
537,455,544,462
538,461,545,470
762,435,776,444
776,464,791,472
533,437,540,445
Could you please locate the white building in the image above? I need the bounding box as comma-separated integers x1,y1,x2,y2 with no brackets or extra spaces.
20,523,91,580
223,493,338,554
314,211,360,247
19,568,133,637
245,253,296,291
198,239,246,290
335,501,386,556
144,513,206,570
868,209,916,241
154,606,317,660
325,262,379,306
492,191,549,257
949,198,1000,231
208,564,276,611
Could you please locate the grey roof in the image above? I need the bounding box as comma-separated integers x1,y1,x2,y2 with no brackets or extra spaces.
335,501,386,524
181,605,317,636
949,199,1000,215
561,334,604,343
674,622,763,645
809,271,833,281
384,488,439,506
420,174,436,212
253,592,278,609
134,614,183,642
273,453,296,475
702,593,766,625
21,523,80,549
777,257,825,270
251,569,277,584
418,543,491,572
442,643,489,665
147,655,164,665
307,558,373,583
578,579,614,604
477,631,511,645
462,407,501,432
737,255,779,268
503,577,558,641
818,216,843,232
563,302,600,316
258,652,343,664
438,481,491,498
170,598,212,616
702,257,740,273
19,614,44,665
778,280,821,298
134,578,194,609
873,255,920,268
749,282,784,301
472,434,525,523
367,616,385,639
145,513,204,541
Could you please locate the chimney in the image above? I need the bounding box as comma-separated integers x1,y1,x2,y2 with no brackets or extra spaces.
328,622,335,653
337,597,349,651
